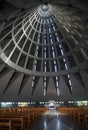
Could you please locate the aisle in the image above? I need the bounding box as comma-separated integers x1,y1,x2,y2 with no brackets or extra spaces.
28,109,88,130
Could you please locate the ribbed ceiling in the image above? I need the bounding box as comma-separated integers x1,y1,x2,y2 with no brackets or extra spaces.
0,0,88,101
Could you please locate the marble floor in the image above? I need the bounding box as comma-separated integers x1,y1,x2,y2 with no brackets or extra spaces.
28,110,88,130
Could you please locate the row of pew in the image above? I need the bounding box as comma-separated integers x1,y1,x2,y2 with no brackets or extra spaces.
0,107,47,130
57,107,88,128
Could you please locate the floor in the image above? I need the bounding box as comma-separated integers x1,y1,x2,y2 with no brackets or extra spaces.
28,110,88,130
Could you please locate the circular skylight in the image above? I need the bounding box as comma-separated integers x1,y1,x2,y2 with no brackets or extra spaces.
41,5,49,11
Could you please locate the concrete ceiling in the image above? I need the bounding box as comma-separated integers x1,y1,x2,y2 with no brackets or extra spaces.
0,0,88,102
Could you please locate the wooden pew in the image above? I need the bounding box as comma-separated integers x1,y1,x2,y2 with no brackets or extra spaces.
0,112,32,128
0,110,39,128
0,107,47,130
85,115,88,127
0,117,25,130
0,120,13,130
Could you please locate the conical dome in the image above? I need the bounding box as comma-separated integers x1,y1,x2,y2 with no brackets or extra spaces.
0,1,88,101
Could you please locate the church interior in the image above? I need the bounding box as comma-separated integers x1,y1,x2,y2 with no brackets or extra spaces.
0,0,88,130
